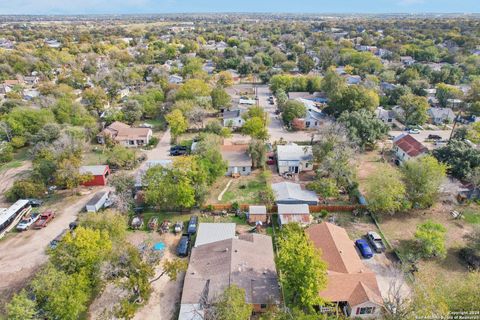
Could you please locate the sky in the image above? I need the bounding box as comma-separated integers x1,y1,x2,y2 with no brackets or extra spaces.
0,0,478,15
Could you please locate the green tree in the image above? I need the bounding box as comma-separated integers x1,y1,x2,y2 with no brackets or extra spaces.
276,223,327,311
366,164,409,215
414,220,447,259
282,100,307,126
211,285,253,320
6,290,37,320
176,79,211,100
433,140,480,179
106,145,137,170
211,86,232,110
166,109,188,141
6,179,46,202
248,139,267,169
328,85,379,117
298,54,315,74
306,178,339,199
243,117,269,140
398,93,429,126
436,83,463,108
338,109,389,149
402,156,447,208
320,68,347,100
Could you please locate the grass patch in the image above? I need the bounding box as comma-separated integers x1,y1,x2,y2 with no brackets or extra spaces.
82,148,109,166
464,209,480,224
0,160,23,172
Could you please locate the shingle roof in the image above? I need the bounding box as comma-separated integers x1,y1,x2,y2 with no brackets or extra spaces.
271,182,318,204
181,233,280,306
306,222,383,307
276,144,313,161
221,145,251,167
99,121,151,141
223,109,241,119
394,134,428,157
194,223,236,247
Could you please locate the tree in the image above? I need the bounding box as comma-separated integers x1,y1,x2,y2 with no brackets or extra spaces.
176,79,211,100
338,109,389,149
414,220,447,259
402,156,447,208
211,86,232,110
0,142,13,163
320,68,346,100
306,178,339,199
54,158,92,192
6,179,46,202
398,93,429,126
109,174,135,213
82,87,108,114
366,164,409,215
282,100,307,126
276,223,327,311
248,139,267,169
6,290,37,320
80,210,128,242
243,117,269,140
436,83,463,108
107,145,137,170
143,165,196,209
217,71,234,87
31,264,91,320
433,140,480,179
298,54,315,74
210,285,253,320
166,109,188,141
327,85,379,117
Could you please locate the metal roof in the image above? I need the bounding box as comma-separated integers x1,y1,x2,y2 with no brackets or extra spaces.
277,204,310,214
249,205,267,215
194,223,236,247
271,182,319,204
79,165,109,176
0,199,30,228
276,144,313,162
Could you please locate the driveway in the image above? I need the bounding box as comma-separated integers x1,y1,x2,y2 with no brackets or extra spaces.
144,129,172,161
0,186,110,304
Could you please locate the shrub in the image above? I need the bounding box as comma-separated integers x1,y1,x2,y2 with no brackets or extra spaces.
10,136,27,148
0,142,14,163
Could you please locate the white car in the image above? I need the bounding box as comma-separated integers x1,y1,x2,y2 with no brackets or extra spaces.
16,213,40,231
408,129,420,134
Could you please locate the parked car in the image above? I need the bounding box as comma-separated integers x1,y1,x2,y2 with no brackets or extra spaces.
148,217,158,231
174,221,183,234
32,210,55,229
408,129,420,134
366,231,386,253
27,199,44,207
187,216,198,234
131,216,143,230
159,220,171,234
170,146,188,156
49,229,69,249
16,213,40,231
355,239,373,259
69,221,78,230
177,234,191,257
428,134,442,140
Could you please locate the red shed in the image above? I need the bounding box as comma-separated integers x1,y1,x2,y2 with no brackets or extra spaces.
80,165,110,187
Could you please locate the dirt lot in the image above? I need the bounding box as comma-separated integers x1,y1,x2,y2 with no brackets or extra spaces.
0,160,32,206
0,186,109,311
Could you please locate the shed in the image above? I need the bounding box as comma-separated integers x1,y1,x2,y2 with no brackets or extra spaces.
80,165,110,187
277,204,311,226
248,205,268,224
271,182,319,205
85,191,109,213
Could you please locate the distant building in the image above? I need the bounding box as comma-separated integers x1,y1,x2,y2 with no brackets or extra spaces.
428,107,455,125
393,134,428,163
168,74,184,84
376,107,396,126
222,109,245,128
97,121,152,148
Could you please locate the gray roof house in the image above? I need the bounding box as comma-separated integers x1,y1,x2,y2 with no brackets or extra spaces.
178,233,281,319
428,107,455,125
271,182,319,205
194,223,236,247
376,107,396,126
221,145,251,177
223,109,245,128
276,143,313,175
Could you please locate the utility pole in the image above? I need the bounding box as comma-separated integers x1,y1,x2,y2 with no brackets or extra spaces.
448,99,460,142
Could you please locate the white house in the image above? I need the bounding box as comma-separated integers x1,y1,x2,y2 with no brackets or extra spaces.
276,143,313,175
428,107,455,124
223,109,245,128
376,107,396,126
393,134,428,164
168,74,184,84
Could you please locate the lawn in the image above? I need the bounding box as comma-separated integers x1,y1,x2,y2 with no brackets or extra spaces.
0,147,30,173
207,170,269,205
463,208,480,225
82,148,109,166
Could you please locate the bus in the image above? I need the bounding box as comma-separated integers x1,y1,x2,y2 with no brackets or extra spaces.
0,199,32,238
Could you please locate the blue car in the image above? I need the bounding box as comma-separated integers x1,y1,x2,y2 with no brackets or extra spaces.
187,216,198,235
355,239,373,259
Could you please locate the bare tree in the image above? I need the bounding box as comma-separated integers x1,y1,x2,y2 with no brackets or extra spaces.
383,266,413,320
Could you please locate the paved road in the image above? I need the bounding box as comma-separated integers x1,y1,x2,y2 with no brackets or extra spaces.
256,85,314,143
145,128,172,161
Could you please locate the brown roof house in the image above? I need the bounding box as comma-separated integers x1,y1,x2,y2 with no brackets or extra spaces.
306,222,384,318
178,232,281,320
97,121,152,148
393,133,428,164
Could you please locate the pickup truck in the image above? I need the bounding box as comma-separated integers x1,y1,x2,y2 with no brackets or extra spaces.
33,210,55,229
16,213,40,231
366,231,386,253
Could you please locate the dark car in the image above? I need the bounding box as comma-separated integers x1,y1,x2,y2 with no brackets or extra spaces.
170,149,188,156
27,199,44,207
187,216,198,234
366,231,386,253
428,134,442,140
355,239,373,259
176,234,190,257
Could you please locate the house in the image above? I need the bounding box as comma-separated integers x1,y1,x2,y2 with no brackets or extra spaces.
24,76,39,86
345,75,362,85
248,205,268,224
194,223,236,247
400,56,415,66
271,182,319,205
45,39,62,48
287,92,327,103
0,84,12,96
376,107,396,126
220,145,251,177
295,99,325,129
97,121,152,148
80,165,110,187
135,160,173,189
306,222,383,318
3,79,23,86
223,109,245,128
393,134,428,164
277,204,311,226
85,191,109,213
276,143,313,175
22,89,40,100
178,232,281,319
168,74,184,84
428,107,455,124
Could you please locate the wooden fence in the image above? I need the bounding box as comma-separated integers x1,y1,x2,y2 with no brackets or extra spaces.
203,203,364,213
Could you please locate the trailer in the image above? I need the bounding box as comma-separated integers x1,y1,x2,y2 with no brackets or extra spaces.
0,199,32,239
85,191,109,213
